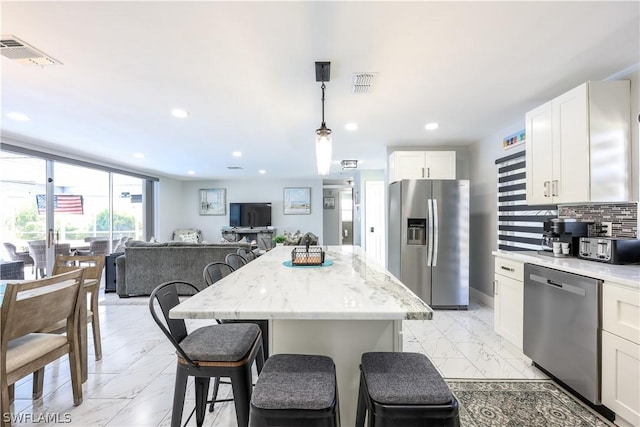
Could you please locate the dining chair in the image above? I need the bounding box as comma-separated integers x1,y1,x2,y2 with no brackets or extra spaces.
225,253,248,270
149,281,264,427
2,242,34,273
77,239,110,256
202,262,269,364
27,240,47,279
236,248,255,262
46,255,106,360
0,269,85,426
203,261,235,286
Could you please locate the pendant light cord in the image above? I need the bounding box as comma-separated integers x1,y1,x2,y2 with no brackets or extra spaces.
321,82,326,127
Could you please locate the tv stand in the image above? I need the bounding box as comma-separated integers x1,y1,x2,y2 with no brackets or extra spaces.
221,227,276,250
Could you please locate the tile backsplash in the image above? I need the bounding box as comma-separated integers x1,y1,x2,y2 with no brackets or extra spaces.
558,202,638,238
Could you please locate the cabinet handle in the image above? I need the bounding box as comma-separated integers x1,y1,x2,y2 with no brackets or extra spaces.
543,181,550,197
501,266,515,272
494,279,498,295
551,180,558,197
427,167,430,178
421,167,425,178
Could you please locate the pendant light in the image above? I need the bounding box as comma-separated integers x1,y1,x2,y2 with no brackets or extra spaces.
315,61,332,175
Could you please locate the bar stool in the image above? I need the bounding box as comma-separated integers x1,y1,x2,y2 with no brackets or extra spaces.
356,352,459,427
249,354,340,427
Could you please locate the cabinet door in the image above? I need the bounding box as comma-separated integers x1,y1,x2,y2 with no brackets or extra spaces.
552,83,590,203
602,331,640,426
389,151,426,182
603,282,640,345
525,102,553,205
424,151,456,179
494,274,524,349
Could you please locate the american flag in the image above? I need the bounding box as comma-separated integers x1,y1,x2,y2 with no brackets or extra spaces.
36,194,84,215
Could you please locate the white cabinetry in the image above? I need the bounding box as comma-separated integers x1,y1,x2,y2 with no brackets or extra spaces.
493,257,524,349
388,151,456,183
525,80,630,205
602,282,640,427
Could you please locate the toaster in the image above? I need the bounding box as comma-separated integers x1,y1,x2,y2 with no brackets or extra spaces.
578,237,640,264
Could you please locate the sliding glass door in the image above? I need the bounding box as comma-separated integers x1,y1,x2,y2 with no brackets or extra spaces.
1,148,153,278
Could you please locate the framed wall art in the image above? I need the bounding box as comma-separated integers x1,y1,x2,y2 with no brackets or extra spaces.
283,187,311,215
323,197,335,209
199,188,226,215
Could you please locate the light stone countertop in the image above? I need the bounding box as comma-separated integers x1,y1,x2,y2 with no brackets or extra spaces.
170,245,433,320
493,250,640,290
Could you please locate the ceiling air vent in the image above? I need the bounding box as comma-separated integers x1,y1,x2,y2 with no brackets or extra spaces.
0,35,62,66
351,72,377,94
227,166,244,170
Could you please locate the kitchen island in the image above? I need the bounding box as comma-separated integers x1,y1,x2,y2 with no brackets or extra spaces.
170,245,433,425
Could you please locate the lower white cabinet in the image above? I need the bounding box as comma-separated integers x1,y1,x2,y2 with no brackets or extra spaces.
602,282,640,426
493,257,524,349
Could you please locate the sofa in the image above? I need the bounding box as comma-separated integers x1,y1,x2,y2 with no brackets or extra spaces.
115,240,250,297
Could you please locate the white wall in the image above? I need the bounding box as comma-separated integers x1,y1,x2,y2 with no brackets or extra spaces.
156,176,184,241
468,122,525,302
158,178,324,243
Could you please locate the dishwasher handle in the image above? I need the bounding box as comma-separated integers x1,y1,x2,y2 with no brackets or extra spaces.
529,273,587,296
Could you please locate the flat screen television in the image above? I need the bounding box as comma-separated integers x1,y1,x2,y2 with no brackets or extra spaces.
229,203,272,228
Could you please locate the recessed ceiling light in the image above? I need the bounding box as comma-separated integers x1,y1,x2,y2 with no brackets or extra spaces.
345,122,358,131
258,169,266,174
171,108,188,118
425,122,439,130
133,152,145,159
232,151,242,157
187,170,195,175
7,112,29,121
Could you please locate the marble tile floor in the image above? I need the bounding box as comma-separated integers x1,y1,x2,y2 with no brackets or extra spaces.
7,292,547,426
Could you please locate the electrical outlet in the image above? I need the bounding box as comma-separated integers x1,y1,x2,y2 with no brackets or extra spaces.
601,222,613,237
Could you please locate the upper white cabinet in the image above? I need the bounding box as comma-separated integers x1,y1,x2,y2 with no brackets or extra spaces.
388,151,456,183
525,81,630,205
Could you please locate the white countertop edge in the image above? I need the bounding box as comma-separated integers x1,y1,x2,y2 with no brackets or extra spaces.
169,309,433,321
493,250,640,290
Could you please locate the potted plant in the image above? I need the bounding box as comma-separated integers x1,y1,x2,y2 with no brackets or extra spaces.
273,235,286,246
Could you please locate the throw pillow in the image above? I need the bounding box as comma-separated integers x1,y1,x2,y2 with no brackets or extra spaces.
179,233,199,243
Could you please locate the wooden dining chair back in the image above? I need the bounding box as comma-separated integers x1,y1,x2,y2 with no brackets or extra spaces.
50,255,106,360
1,269,85,425
203,262,235,286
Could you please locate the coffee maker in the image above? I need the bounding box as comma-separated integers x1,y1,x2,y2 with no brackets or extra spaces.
540,218,590,256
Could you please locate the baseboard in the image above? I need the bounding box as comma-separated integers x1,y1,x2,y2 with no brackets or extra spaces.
470,287,494,309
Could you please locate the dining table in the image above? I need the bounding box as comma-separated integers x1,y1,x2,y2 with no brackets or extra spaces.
1,277,93,383
170,245,433,425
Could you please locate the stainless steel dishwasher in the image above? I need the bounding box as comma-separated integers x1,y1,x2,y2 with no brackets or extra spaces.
523,263,602,405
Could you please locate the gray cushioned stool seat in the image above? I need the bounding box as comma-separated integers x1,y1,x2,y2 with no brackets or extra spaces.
361,352,452,405
250,354,340,427
180,323,260,362
356,352,459,427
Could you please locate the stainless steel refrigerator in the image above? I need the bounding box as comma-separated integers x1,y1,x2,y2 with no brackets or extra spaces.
388,179,469,308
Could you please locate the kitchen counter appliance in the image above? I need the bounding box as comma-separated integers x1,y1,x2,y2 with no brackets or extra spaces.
539,218,590,256
523,264,612,419
578,237,640,264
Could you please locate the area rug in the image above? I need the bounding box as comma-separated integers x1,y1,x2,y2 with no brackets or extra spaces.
447,380,614,426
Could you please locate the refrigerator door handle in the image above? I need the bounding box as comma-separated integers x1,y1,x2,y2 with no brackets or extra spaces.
427,199,433,266
432,199,438,266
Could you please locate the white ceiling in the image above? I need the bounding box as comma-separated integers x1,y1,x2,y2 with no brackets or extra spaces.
1,1,638,181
